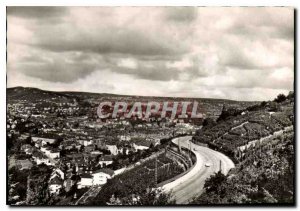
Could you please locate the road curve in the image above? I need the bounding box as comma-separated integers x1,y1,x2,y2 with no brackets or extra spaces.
162,136,235,204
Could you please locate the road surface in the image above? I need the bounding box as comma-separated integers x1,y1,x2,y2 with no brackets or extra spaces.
162,136,235,204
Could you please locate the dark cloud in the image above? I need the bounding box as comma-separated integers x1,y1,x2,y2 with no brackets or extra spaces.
219,47,260,70
275,25,294,40
7,6,67,19
20,55,49,64
226,8,294,41
165,7,198,22
16,58,100,82
228,24,294,41
113,64,180,81
31,27,186,57
16,52,183,82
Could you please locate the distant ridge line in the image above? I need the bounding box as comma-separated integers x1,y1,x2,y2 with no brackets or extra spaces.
7,86,258,102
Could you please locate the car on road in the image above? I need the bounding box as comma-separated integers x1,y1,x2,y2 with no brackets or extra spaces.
205,163,211,167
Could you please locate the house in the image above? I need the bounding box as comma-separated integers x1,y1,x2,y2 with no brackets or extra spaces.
41,146,60,159
32,136,57,145
98,155,113,167
40,146,48,153
20,133,30,140
47,150,60,159
84,145,95,153
25,147,34,155
90,150,103,156
118,147,130,155
49,168,65,195
79,139,93,146
92,168,114,185
78,173,93,188
118,135,131,141
34,139,43,148
32,151,52,165
21,144,34,155
133,143,149,151
94,140,106,150
20,144,31,151
50,168,65,180
64,178,74,192
49,176,63,195
37,156,51,165
107,144,118,155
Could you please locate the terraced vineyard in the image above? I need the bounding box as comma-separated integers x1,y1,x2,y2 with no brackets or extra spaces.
141,153,185,184
192,95,294,204
193,100,294,161
193,130,294,204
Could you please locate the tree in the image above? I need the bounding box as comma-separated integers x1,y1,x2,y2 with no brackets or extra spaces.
26,164,52,205
260,101,267,107
203,171,227,194
217,105,241,122
287,91,294,102
274,94,286,103
202,118,216,128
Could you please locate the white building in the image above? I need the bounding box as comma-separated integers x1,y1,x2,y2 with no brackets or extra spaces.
133,143,149,151
98,155,113,167
47,150,60,159
32,136,57,145
35,155,52,166
92,169,114,185
49,176,63,195
107,145,118,155
78,174,93,188
81,139,93,146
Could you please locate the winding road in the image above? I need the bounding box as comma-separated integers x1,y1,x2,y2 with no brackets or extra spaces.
162,136,235,204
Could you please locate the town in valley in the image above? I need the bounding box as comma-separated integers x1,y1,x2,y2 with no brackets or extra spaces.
7,87,294,205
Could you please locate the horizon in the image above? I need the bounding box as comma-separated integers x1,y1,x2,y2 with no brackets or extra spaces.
8,85,292,102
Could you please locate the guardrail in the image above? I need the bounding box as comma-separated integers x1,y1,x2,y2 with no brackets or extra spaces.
157,137,197,187
166,148,191,170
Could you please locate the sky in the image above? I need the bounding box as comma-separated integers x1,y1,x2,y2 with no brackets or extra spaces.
7,7,294,101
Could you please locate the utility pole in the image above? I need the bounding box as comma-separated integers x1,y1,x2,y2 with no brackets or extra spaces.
259,130,262,157
219,160,222,173
26,175,31,204
178,140,181,153
155,157,158,187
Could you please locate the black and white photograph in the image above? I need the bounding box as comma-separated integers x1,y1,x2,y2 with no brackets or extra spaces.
6,6,295,206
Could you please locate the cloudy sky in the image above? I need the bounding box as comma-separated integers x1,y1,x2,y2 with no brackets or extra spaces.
7,7,294,101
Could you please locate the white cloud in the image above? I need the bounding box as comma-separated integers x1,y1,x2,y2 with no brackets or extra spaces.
6,7,294,101
117,58,138,69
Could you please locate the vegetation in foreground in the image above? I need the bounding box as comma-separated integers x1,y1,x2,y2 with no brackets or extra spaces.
86,153,182,205
192,93,294,204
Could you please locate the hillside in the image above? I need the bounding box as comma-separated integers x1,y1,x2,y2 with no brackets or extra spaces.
192,93,294,204
193,131,294,204
7,87,257,120
193,94,294,160
7,87,73,103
